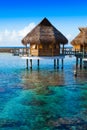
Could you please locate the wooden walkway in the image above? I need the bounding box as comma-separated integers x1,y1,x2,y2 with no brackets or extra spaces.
11,47,87,70
12,47,87,57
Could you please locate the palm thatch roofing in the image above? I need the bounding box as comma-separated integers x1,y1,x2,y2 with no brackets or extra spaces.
22,18,68,45
71,27,87,45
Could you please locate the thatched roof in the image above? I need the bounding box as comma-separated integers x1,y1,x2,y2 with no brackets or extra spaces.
22,18,68,45
71,27,87,45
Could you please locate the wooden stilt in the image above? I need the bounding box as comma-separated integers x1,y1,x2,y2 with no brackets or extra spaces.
23,48,24,55
26,59,28,69
37,59,40,67
57,59,59,69
80,58,82,69
54,59,56,68
30,59,32,69
61,59,64,69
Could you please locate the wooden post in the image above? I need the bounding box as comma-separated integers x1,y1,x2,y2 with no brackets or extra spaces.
57,59,59,69
62,44,64,54
26,59,28,70
23,48,24,55
26,45,27,56
25,45,29,69
30,59,32,69
54,59,56,68
37,59,40,67
61,59,64,69
80,58,82,69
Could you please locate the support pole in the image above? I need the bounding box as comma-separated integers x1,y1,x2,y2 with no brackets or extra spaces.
61,59,64,69
26,59,28,70
80,58,82,69
57,59,59,69
54,59,56,68
62,44,64,54
30,59,32,69
26,45,27,56
23,48,24,55
37,59,40,67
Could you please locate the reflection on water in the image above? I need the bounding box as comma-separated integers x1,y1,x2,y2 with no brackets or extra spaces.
0,54,87,129
22,70,65,89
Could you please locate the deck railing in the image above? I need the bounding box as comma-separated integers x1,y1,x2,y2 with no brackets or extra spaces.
12,48,30,56
12,48,87,58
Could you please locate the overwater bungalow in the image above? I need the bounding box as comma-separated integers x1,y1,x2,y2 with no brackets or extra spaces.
71,27,87,68
22,18,68,56
71,27,87,52
21,18,68,69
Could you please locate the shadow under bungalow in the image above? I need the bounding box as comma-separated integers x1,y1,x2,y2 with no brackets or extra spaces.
21,18,68,69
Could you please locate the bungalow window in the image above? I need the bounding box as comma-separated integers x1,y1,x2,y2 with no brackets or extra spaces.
39,44,43,49
31,45,36,49
31,44,37,49
35,45,37,49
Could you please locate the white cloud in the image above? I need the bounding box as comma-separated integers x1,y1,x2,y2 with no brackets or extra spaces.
0,35,2,42
0,23,73,47
0,22,36,47
4,29,10,36
18,23,35,37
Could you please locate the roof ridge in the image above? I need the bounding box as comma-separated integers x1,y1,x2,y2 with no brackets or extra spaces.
39,17,52,26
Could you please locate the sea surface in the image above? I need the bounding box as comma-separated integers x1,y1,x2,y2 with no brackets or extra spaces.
0,53,87,130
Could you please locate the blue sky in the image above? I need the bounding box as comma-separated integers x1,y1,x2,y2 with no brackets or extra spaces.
0,0,87,46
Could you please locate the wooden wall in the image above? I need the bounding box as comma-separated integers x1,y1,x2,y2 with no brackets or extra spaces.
73,45,80,51
30,43,60,56
73,45,87,52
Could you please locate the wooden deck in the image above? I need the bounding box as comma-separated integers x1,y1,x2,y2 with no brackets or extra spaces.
12,47,87,70
12,47,87,58
21,55,65,60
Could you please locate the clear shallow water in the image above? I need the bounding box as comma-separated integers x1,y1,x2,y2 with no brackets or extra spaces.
0,53,87,130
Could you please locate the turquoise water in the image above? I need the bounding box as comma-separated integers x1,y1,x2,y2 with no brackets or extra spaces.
0,53,87,130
